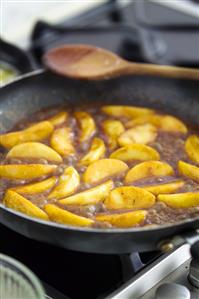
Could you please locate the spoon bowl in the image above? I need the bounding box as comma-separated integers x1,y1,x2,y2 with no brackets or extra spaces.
43,44,127,79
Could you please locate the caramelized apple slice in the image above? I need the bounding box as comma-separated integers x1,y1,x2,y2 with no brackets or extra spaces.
3,190,49,220
48,167,80,199
155,115,187,133
6,142,62,162
125,161,174,183
101,105,154,118
127,115,187,133
59,180,114,205
185,135,199,164
50,127,74,156
96,210,147,228
102,120,125,150
83,159,128,184
44,204,94,227
126,115,155,128
0,121,53,149
178,161,199,182
48,111,68,126
158,192,199,208
79,138,106,166
0,164,56,179
118,124,157,146
74,111,96,142
143,180,184,195
12,177,57,194
110,144,160,162
105,186,155,209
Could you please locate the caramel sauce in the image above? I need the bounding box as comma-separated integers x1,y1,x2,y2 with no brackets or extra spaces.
0,105,199,228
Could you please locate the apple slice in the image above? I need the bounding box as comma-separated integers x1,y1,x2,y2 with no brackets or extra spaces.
178,160,199,182
3,190,49,220
50,127,74,156
83,159,128,184
48,111,68,126
126,114,187,133
48,167,80,199
126,115,155,128
59,180,114,205
104,186,155,209
44,204,94,227
143,180,184,195
185,135,199,164
125,161,174,184
118,124,157,146
79,138,106,166
0,164,57,179
6,142,62,162
110,144,160,162
96,210,147,228
154,115,187,133
0,121,53,149
102,120,125,150
158,192,199,208
74,111,96,142
101,105,154,118
11,177,57,194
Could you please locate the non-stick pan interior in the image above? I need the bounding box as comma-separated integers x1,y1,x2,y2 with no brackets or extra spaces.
0,70,199,253
0,70,199,133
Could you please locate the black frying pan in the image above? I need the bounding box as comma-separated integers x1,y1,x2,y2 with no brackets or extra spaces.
0,39,33,75
0,70,199,254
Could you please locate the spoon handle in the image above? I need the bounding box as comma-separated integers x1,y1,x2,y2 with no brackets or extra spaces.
121,62,199,81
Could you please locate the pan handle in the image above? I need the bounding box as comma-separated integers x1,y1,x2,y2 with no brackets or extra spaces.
158,230,199,252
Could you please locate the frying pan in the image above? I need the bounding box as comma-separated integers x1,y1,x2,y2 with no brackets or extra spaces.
0,69,199,254
0,39,33,76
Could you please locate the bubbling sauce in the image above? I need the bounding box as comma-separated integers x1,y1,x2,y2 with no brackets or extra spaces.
0,105,199,229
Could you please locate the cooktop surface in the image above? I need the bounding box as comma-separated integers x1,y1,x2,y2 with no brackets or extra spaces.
0,223,160,299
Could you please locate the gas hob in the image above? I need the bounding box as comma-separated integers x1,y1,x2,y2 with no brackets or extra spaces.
1,1,199,298
108,244,199,299
0,224,198,299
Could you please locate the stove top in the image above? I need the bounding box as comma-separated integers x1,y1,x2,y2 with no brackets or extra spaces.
108,244,199,299
29,0,199,68
2,0,199,80
1,1,199,298
1,223,198,299
0,223,160,299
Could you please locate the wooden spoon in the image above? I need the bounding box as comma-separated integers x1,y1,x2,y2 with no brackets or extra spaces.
43,44,199,81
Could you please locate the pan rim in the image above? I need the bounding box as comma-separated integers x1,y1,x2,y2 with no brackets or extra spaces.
0,69,44,89
0,203,198,234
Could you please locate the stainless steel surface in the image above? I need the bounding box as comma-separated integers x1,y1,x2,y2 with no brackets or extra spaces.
155,283,191,299
153,0,199,19
106,244,199,299
142,260,199,299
